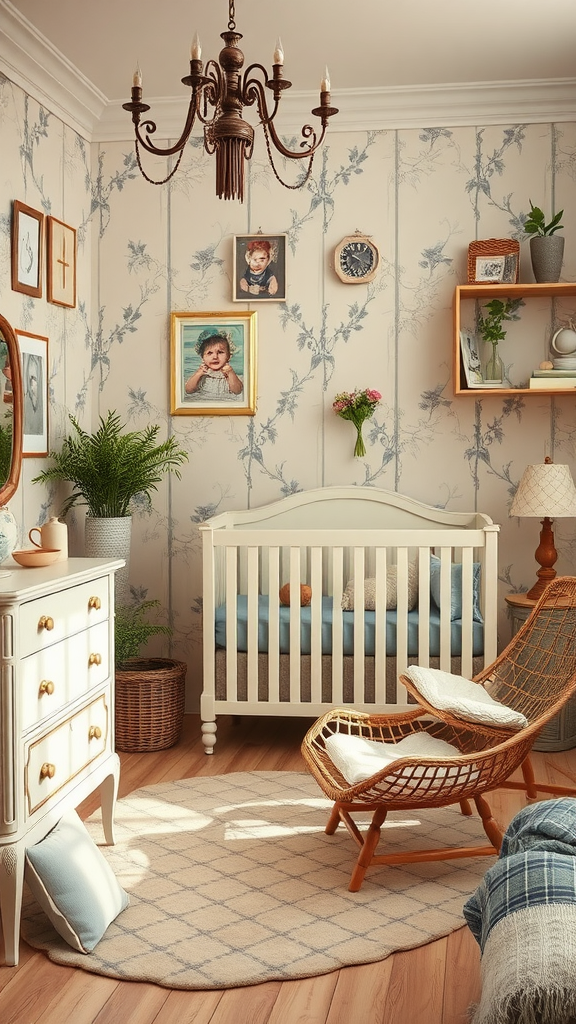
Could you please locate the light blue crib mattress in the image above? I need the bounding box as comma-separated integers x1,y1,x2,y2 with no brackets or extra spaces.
215,595,484,657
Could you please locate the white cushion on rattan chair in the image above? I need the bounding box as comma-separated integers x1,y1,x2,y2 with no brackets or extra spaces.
404,666,528,729
324,731,460,786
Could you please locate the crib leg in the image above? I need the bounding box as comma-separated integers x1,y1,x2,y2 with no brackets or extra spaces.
201,719,217,754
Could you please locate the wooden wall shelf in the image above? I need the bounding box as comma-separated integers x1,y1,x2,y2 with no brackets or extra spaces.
454,282,576,395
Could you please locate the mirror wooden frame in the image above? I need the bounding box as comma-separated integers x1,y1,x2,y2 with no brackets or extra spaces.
0,313,23,506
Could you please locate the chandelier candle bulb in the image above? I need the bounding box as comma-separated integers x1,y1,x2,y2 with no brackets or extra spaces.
273,37,284,65
321,67,331,92
191,33,201,60
132,65,142,88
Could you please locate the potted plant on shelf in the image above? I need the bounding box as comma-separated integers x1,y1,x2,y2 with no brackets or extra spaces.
477,297,523,384
114,599,187,752
32,411,188,599
523,200,565,283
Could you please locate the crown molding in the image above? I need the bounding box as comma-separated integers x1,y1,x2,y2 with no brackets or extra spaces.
0,0,105,140
1,0,575,146
94,79,576,143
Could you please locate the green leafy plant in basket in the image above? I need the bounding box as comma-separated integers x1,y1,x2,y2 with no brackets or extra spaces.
114,600,172,670
523,201,564,236
32,411,189,517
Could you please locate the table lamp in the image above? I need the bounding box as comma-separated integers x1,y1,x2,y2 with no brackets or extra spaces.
510,456,576,600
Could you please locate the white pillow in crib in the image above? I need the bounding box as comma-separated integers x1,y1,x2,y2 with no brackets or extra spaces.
404,666,528,730
324,730,460,785
341,563,418,611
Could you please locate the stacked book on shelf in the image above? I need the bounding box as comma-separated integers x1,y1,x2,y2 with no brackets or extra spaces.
529,370,576,389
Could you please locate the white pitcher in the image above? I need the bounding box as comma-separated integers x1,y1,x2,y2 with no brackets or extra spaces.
29,517,68,561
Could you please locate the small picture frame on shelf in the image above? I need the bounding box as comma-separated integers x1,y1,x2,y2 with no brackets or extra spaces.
467,239,520,285
459,330,484,387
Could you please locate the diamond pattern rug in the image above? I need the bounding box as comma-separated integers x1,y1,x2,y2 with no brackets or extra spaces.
21,771,493,989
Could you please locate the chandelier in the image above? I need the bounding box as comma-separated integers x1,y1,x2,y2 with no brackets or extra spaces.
122,0,338,202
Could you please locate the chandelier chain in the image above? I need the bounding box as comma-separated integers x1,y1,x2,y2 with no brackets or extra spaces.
261,120,315,190
228,0,235,30
135,138,185,185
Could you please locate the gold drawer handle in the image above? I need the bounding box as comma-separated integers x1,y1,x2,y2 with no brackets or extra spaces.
39,680,55,696
88,725,102,741
88,596,102,611
40,762,55,780
38,615,54,632
89,653,102,666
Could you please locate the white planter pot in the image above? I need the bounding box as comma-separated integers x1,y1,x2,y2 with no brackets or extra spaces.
84,515,131,603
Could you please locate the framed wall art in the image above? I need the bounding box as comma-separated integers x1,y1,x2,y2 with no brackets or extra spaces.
16,329,48,456
47,216,76,307
11,201,44,298
170,311,257,416
233,234,286,302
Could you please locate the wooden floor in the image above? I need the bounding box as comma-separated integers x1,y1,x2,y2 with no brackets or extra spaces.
2,714,576,1024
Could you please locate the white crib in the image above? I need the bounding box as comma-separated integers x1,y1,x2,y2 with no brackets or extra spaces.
200,486,499,753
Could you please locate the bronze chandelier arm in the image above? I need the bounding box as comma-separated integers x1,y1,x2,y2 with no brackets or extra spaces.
134,92,202,157
194,61,222,127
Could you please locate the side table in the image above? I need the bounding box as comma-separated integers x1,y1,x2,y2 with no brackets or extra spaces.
505,591,576,752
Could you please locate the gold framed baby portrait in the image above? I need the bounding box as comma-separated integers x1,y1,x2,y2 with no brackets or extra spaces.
170,311,257,416
233,234,286,302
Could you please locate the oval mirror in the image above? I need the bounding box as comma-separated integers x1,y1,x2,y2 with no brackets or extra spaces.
0,314,23,507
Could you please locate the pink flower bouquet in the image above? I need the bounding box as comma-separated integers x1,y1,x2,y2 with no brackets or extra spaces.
333,388,381,457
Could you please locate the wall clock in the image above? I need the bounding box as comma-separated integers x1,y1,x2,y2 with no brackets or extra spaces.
334,232,379,284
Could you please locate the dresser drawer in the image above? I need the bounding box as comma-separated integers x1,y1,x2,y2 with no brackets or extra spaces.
20,620,110,730
25,692,110,815
18,577,110,658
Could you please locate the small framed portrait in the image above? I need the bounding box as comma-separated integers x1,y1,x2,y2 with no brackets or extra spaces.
233,234,286,302
16,329,48,456
170,310,257,416
11,201,44,298
47,216,76,307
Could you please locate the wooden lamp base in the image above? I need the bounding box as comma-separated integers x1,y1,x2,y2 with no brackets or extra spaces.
526,516,558,601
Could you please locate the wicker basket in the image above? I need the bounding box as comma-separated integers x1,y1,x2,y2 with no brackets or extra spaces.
467,238,520,283
115,658,187,752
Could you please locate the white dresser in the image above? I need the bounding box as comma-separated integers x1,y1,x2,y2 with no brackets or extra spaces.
0,557,124,965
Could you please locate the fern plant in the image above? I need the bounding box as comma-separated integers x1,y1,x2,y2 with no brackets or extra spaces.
32,411,188,517
115,600,172,669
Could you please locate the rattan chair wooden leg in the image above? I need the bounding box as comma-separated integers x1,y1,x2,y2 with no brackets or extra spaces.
473,793,503,852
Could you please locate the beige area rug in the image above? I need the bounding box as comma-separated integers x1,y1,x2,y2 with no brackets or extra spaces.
21,771,493,990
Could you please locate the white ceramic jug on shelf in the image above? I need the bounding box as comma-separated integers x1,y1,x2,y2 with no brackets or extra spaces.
29,517,68,560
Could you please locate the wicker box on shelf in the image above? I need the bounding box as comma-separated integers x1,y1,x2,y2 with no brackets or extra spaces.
115,658,187,752
467,238,520,284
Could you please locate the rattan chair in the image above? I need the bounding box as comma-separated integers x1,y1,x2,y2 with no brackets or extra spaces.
301,577,576,891
400,575,576,799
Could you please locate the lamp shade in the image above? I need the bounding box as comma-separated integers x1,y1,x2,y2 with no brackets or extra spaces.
510,460,576,518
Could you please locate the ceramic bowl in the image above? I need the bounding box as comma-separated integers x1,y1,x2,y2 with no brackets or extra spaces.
12,548,61,568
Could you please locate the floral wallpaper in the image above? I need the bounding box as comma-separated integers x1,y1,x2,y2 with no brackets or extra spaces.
1,66,576,709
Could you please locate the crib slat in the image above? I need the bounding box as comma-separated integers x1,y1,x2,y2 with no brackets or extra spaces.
460,546,474,679
394,547,410,684
438,546,452,670
374,547,388,706
225,547,239,701
352,548,366,703
289,547,302,702
331,548,344,705
246,548,260,705
267,547,280,703
310,546,323,705
417,546,431,669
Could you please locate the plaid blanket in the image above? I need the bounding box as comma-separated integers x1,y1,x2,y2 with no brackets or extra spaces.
464,798,576,952
463,798,576,1024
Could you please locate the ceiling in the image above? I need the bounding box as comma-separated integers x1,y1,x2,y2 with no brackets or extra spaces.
7,0,576,103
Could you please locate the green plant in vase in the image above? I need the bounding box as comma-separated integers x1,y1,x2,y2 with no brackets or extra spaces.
476,298,523,384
